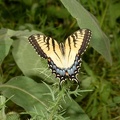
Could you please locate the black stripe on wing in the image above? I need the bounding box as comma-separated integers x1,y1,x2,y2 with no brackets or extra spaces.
78,29,91,55
28,34,48,59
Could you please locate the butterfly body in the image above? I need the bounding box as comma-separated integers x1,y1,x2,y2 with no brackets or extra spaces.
28,29,92,85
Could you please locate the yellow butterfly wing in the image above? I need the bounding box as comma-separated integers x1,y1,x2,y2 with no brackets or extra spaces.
64,29,91,68
28,29,92,85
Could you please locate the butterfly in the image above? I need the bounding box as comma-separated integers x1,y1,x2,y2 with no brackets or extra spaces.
28,29,92,87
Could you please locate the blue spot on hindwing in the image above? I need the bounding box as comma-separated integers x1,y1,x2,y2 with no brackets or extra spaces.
53,64,56,69
56,68,66,76
67,69,72,75
72,65,76,71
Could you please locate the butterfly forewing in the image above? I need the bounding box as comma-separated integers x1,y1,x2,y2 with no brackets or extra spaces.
28,34,65,68
78,29,91,55
64,29,91,68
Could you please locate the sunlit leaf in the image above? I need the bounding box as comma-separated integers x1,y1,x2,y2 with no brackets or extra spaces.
0,76,51,118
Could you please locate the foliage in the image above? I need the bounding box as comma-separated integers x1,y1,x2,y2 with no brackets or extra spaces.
0,0,120,120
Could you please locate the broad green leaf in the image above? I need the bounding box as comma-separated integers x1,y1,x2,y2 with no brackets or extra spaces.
0,28,13,64
12,30,57,84
62,97,90,120
0,76,51,118
60,0,112,64
0,76,91,119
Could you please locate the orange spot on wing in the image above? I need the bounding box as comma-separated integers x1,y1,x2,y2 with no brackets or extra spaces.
65,72,69,76
48,58,51,62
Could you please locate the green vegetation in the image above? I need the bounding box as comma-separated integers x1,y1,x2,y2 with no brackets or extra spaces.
0,0,120,120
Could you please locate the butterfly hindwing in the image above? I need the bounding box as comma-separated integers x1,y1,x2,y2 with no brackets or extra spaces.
28,29,92,86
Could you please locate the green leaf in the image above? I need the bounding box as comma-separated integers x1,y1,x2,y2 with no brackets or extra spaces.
0,96,6,120
100,81,111,103
0,76,51,118
12,30,57,84
62,97,90,120
0,28,13,64
0,76,91,119
6,112,20,120
60,0,112,64
101,105,108,120
113,96,120,104
109,2,120,28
